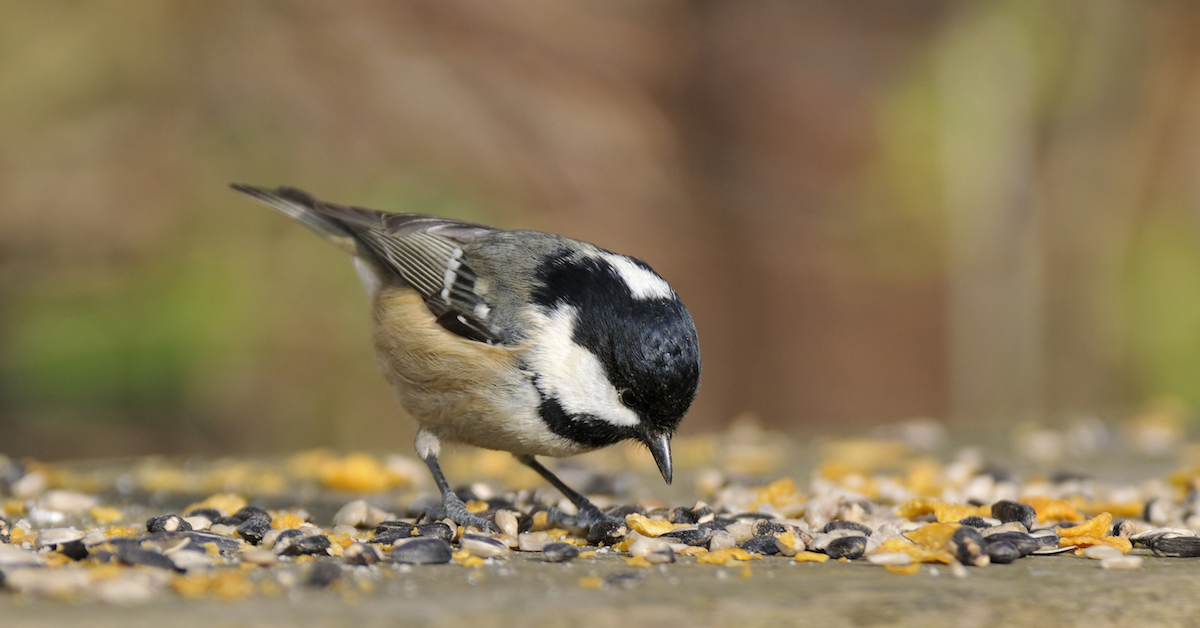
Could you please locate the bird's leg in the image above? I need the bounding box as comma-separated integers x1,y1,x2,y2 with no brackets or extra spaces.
515,454,612,529
416,431,497,533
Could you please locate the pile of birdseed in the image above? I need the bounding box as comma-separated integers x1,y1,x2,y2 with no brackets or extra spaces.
3,413,1200,604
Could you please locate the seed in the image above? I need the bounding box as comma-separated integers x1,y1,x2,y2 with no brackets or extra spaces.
390,537,453,564
414,522,454,542
957,516,996,529
186,507,223,521
183,516,212,531
823,520,872,535
305,560,343,587
753,520,790,537
980,522,1028,537
34,527,85,549
774,533,807,557
543,542,580,563
1111,519,1137,539
984,540,1020,564
708,530,736,552
229,506,271,525
991,500,1037,530
241,549,277,566
236,516,272,545
741,534,782,555
628,536,671,557
984,532,1040,557
691,501,715,524
343,542,383,566
58,540,88,561
586,519,627,546
670,507,697,525
951,526,989,567
116,545,181,572
495,510,520,537
1081,545,1123,560
659,527,713,547
276,534,331,557
146,514,192,534
517,531,552,552
461,533,509,558
1100,555,1144,570
725,522,754,544
1151,535,1200,558
825,536,866,560
867,552,912,566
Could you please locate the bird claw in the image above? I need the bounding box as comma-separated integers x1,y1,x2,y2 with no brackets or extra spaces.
546,503,619,530
438,493,500,534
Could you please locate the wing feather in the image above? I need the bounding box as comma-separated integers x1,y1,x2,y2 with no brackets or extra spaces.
235,185,502,344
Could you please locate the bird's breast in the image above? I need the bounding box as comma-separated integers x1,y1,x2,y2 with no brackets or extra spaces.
369,285,592,457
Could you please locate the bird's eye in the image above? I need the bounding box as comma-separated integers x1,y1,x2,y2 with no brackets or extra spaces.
620,389,638,408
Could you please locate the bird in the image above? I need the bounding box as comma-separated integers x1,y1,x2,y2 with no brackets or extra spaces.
231,184,701,531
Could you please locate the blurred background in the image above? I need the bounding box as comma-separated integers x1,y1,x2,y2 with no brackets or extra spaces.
2,0,1199,460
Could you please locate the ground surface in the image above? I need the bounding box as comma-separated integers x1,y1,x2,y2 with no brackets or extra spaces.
3,420,1199,628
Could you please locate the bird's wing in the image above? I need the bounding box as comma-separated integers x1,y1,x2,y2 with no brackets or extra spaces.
239,185,502,344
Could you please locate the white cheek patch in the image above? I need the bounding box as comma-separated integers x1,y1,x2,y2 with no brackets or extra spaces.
529,306,640,428
601,254,673,300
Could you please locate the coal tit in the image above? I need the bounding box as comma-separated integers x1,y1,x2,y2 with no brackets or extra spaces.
231,185,701,530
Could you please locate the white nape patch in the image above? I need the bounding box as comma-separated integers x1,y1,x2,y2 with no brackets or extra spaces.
352,256,382,301
474,302,491,319
440,248,464,300
602,254,673,300
415,429,441,459
528,306,640,428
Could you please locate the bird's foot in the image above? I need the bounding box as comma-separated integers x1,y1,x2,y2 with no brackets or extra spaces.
546,502,621,530
438,491,499,534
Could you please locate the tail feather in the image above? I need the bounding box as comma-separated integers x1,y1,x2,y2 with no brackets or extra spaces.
230,183,360,256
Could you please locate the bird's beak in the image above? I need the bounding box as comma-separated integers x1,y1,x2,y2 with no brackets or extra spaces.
646,433,673,485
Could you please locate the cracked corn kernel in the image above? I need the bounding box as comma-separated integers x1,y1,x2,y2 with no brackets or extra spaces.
271,513,305,529
465,501,489,514
622,555,652,567
89,507,123,524
933,503,988,523
896,499,988,523
578,551,597,559
172,573,255,601
531,511,550,531
318,454,392,493
875,538,953,564
905,522,959,548
1057,512,1113,539
625,513,680,537
697,548,759,565
754,477,802,508
793,552,830,563
1059,535,1132,553
1021,496,1085,523
185,494,247,518
578,577,604,589
886,564,922,575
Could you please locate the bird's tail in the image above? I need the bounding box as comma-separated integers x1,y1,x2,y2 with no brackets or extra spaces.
229,183,360,257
